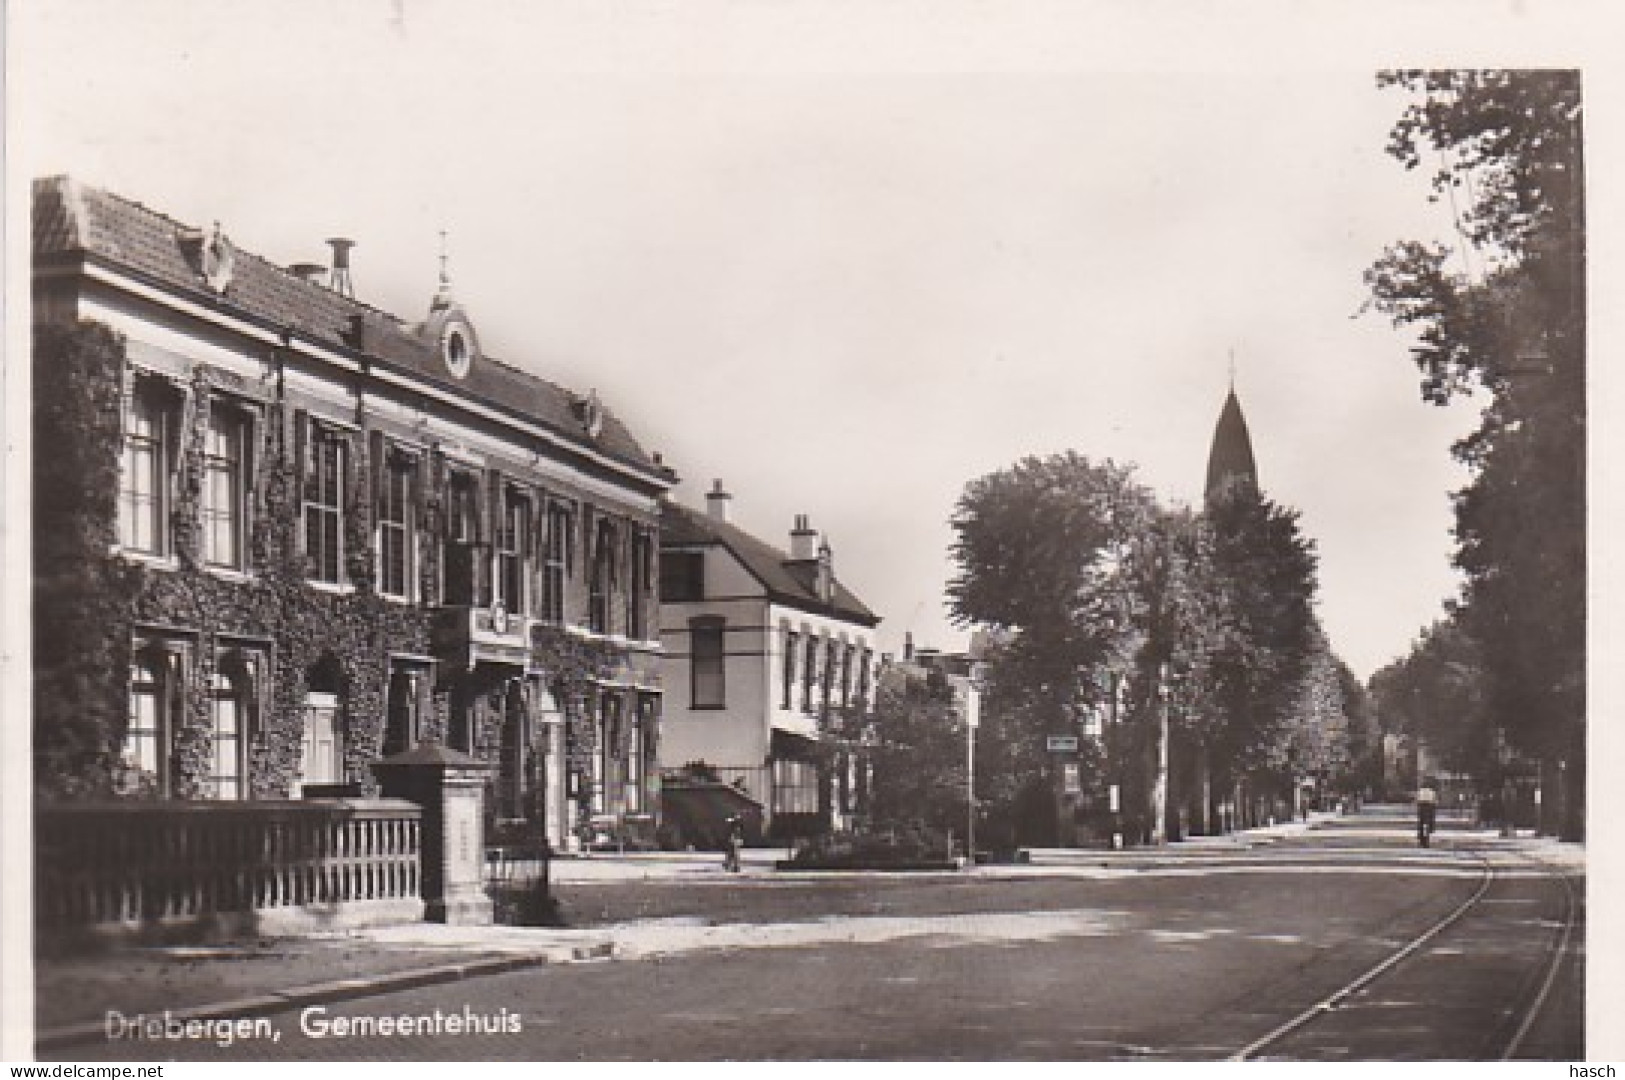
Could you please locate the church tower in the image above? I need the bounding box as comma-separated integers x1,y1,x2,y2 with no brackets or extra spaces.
1205,386,1259,505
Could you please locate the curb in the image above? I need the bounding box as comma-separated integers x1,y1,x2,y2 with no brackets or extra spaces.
36,940,616,1054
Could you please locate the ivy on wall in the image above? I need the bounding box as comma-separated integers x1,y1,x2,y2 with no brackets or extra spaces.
34,321,141,798
33,319,435,801
34,316,658,828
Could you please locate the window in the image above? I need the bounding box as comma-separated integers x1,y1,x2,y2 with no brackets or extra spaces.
772,758,820,815
303,423,347,584
691,617,725,708
123,641,181,796
442,471,484,607
202,404,250,570
378,451,415,599
781,629,798,710
589,518,617,635
384,661,430,756
840,645,854,708
496,488,529,615
497,681,529,820
541,502,571,623
821,641,836,711
625,705,643,813
628,530,652,640
802,636,818,714
659,551,704,603
449,471,480,544
119,382,172,555
208,649,261,800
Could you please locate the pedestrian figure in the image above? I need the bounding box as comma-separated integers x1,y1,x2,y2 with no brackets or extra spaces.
723,815,743,873
1416,776,1439,847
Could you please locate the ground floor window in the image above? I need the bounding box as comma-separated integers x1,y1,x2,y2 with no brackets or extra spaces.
207,647,263,800
497,679,530,821
772,757,821,815
384,661,432,757
123,640,185,796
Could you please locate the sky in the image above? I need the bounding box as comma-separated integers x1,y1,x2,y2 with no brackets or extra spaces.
7,0,1603,682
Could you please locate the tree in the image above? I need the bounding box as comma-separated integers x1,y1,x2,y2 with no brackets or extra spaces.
947,453,1158,844
1335,659,1384,800
1202,485,1321,825
1364,70,1584,838
1369,618,1495,794
866,664,969,836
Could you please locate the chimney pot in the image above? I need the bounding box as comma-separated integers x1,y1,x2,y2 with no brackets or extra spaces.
326,238,356,298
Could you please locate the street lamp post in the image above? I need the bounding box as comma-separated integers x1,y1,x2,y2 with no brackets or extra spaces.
1107,670,1124,850
964,668,982,864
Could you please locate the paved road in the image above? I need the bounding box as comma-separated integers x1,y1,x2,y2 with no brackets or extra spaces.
64,811,1583,1061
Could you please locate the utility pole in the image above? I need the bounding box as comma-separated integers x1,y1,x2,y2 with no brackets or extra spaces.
964,668,982,862
1151,662,1170,846
1108,670,1123,850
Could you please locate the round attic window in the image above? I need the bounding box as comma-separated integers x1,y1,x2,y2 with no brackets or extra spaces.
442,323,472,378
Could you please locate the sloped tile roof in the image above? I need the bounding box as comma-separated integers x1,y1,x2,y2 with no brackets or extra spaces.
33,176,669,483
662,500,880,627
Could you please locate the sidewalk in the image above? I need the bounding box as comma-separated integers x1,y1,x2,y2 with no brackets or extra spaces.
31,813,1581,1055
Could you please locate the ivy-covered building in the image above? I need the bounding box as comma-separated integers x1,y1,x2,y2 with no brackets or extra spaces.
32,176,674,851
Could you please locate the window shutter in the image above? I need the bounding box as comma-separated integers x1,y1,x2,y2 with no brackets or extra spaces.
565,501,577,577
293,409,309,504
486,467,502,545
368,430,386,525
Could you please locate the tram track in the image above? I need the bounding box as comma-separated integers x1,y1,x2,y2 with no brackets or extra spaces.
1228,843,1580,1061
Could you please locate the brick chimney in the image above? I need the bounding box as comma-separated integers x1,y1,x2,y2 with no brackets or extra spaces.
789,514,817,561
705,479,732,524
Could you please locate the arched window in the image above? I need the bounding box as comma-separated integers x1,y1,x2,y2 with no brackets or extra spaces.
122,638,184,796
209,648,261,800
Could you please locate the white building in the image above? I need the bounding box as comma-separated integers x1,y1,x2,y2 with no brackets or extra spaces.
658,481,881,840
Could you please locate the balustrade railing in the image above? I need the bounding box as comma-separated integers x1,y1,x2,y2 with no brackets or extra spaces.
35,799,423,934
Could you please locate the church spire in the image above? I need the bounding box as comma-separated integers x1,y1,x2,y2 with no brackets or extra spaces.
1205,383,1258,505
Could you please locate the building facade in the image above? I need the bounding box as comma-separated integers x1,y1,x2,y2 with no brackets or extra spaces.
657,482,881,839
32,177,673,851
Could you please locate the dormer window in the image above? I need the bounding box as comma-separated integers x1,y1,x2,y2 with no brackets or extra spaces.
442,323,472,379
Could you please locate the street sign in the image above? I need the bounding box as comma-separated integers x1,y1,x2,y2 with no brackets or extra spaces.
1046,735,1079,752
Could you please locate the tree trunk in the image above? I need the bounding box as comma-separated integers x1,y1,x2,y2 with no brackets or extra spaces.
1197,741,1212,836
1150,697,1169,846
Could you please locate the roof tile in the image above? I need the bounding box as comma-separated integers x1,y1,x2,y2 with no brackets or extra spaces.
661,501,880,627
33,176,666,481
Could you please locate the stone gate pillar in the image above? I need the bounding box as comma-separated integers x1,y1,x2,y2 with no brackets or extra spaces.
373,741,494,925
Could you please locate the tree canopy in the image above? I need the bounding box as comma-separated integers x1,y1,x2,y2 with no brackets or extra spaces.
947,451,1339,844
1364,69,1584,837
